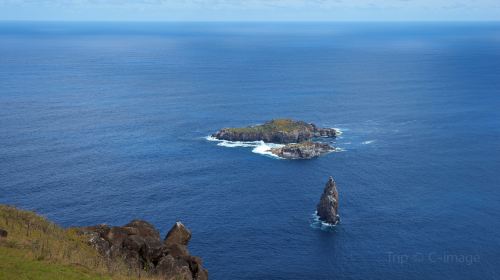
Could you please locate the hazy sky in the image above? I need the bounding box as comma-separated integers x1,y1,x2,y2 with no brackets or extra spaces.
1,0,499,21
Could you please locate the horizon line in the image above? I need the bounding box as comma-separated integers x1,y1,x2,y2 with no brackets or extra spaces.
1,19,500,23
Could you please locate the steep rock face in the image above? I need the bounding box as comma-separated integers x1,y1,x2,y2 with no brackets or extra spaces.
270,141,334,159
76,220,208,280
316,177,340,225
212,119,337,144
165,222,192,246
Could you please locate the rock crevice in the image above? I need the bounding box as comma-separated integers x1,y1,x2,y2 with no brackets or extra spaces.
0,228,7,238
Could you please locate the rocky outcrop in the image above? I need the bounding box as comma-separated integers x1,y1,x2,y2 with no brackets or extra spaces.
76,220,207,280
316,177,340,225
270,141,334,159
165,222,191,246
0,228,7,238
212,119,337,144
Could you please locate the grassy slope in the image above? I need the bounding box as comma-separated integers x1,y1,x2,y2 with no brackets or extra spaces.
0,247,109,280
0,205,145,280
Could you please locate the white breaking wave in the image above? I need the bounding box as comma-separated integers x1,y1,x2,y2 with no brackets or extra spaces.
310,211,339,231
205,136,284,159
206,136,346,157
251,142,284,159
332,127,344,136
362,140,376,145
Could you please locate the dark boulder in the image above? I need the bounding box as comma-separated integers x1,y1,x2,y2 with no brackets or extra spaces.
166,243,190,258
142,236,164,261
123,234,146,252
164,221,191,246
316,176,340,225
125,220,161,240
76,220,208,279
188,256,208,280
106,226,131,246
157,255,193,280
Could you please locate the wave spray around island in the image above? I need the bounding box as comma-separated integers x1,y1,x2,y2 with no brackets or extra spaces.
310,211,338,232
205,136,284,159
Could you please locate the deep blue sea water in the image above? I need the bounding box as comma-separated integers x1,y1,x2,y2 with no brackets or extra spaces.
1,22,500,279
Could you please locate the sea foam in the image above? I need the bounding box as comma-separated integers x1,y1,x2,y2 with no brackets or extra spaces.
362,140,376,145
333,128,344,136
205,136,284,159
310,211,339,231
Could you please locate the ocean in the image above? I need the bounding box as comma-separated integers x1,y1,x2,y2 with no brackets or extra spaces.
1,22,499,279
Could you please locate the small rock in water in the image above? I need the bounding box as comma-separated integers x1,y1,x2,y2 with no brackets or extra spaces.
270,141,334,159
316,176,340,225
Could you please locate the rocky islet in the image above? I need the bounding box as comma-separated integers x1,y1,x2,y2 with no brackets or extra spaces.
212,119,339,159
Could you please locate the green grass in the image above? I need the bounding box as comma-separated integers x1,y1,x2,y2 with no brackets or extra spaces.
227,119,312,133
0,205,158,280
0,247,110,280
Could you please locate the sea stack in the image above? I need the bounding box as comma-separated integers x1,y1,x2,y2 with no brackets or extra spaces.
316,176,340,225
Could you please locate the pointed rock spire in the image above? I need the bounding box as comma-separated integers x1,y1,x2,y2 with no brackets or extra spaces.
164,221,192,246
316,176,340,225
